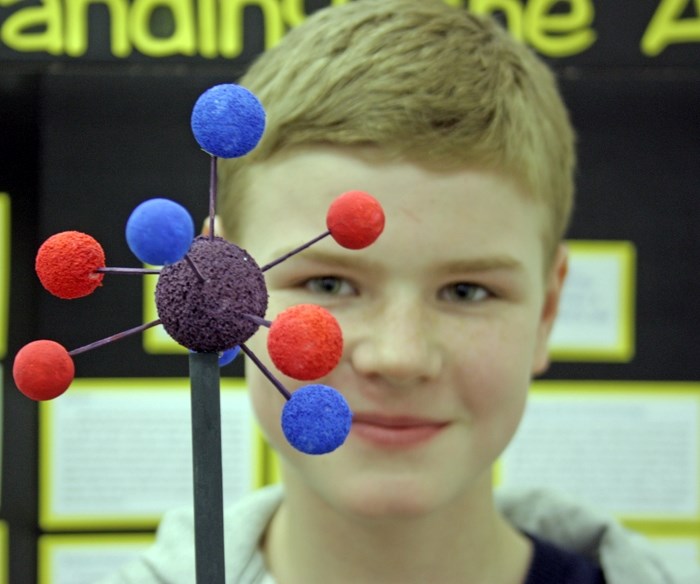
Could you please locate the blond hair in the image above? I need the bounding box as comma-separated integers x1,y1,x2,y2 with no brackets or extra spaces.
219,0,575,257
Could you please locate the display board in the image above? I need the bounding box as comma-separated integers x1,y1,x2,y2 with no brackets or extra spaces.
1,0,699,65
0,193,9,360
0,195,9,520
1,1,699,582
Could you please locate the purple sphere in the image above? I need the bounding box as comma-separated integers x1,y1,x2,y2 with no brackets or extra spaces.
155,236,268,352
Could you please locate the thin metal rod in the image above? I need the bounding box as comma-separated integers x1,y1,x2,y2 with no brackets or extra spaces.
239,313,272,328
95,267,161,275
189,351,226,584
241,343,291,400
209,155,218,240
184,253,206,283
262,231,331,272
68,319,162,356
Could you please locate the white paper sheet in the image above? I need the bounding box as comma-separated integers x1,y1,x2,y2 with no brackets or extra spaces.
40,536,153,584
501,385,700,519
550,242,635,360
41,378,259,527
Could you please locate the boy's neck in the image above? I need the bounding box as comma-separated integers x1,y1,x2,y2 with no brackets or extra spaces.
261,474,532,584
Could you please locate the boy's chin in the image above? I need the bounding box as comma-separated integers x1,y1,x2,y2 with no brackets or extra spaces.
346,491,439,520
309,471,456,521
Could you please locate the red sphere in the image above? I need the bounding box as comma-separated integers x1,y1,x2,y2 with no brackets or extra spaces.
326,191,385,249
36,231,105,299
267,304,343,380
13,340,75,401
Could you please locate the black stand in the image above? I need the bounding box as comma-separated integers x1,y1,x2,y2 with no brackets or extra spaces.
189,351,226,583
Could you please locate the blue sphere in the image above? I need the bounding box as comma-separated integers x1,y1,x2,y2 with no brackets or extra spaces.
126,198,195,265
188,346,241,366
281,384,352,455
219,346,241,367
191,84,266,159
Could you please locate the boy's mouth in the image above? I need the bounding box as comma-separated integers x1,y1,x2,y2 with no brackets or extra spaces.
350,413,449,449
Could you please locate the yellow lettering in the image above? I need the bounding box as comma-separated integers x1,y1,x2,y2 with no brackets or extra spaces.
280,0,307,27
64,0,130,57
129,0,197,57
198,0,217,57
469,0,525,40
524,0,596,57
280,0,306,28
642,0,700,56
1,0,63,54
1,0,604,61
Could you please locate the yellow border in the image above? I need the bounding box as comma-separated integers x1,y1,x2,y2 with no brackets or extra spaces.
624,520,700,544
0,194,10,358
142,267,187,354
632,524,700,570
38,533,155,584
0,520,8,584
498,380,700,523
39,377,265,531
550,240,636,362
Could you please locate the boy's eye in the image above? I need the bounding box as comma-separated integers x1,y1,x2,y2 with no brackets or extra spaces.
304,276,355,296
439,282,489,303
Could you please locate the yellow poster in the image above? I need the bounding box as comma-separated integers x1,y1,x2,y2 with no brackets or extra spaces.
501,381,700,522
550,240,636,362
39,533,154,584
39,378,265,530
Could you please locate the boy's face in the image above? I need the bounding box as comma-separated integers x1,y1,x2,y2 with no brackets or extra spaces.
236,145,566,517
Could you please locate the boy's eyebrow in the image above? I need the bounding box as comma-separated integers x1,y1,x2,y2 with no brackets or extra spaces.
438,256,525,273
267,248,383,271
268,248,524,274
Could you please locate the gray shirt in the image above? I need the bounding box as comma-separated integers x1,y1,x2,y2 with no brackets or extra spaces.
99,484,697,584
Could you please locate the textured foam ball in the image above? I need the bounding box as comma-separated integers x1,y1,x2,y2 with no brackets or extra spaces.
13,340,75,401
268,304,343,380
219,346,241,367
126,198,195,265
35,231,105,299
327,191,385,250
281,384,352,455
156,236,268,352
191,84,266,158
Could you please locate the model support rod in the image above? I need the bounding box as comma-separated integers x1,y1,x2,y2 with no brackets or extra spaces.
189,351,226,584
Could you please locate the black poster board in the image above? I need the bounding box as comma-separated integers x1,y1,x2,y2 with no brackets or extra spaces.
1,1,699,581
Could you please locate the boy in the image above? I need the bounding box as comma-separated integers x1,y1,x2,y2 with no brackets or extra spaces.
104,1,690,582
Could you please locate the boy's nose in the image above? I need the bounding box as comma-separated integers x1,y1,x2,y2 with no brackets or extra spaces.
349,300,443,386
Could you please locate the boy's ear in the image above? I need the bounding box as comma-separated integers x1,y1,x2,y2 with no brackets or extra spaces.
532,244,568,376
201,215,227,239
